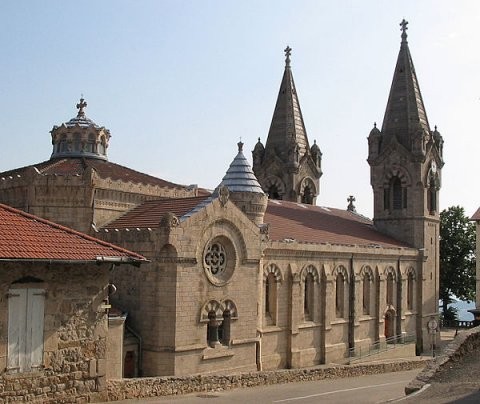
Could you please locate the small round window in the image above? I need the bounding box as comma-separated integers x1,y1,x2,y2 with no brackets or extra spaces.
203,237,236,286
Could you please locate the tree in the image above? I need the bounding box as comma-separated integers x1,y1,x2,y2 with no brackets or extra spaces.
440,206,476,318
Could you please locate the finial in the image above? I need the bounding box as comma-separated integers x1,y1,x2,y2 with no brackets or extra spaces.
347,195,356,212
374,122,377,128
76,96,87,117
400,19,408,43
284,45,292,66
237,140,244,152
434,125,437,131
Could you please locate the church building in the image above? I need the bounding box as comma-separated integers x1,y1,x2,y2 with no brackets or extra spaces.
0,20,443,377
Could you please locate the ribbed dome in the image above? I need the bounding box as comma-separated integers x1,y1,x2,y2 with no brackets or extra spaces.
216,142,265,194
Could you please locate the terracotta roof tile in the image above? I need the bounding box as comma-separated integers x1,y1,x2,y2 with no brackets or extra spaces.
265,200,409,248
0,203,146,262
0,158,187,189
103,196,210,229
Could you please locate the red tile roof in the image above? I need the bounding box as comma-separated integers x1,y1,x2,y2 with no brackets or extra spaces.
103,196,210,229
0,203,147,262
265,200,409,248
0,158,187,189
471,207,480,221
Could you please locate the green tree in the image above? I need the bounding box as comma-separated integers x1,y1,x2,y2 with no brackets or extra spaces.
440,206,476,318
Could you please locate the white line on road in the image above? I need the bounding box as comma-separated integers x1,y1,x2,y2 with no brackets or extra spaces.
272,379,411,402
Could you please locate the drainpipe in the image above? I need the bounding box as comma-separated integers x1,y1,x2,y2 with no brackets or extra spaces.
349,255,355,352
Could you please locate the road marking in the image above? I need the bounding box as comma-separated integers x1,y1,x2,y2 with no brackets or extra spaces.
272,379,410,402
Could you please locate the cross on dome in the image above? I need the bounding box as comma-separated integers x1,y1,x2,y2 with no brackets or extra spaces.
76,97,87,117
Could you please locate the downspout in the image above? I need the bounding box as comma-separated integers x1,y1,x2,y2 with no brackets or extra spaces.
349,255,355,352
396,256,402,339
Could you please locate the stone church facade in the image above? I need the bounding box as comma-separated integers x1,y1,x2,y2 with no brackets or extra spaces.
0,21,443,377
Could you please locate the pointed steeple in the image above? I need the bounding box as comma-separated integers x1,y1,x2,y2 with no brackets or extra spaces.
265,46,310,165
381,19,430,154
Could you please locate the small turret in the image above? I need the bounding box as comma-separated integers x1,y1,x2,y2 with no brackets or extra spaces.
367,122,382,161
310,140,322,169
252,138,265,170
216,142,268,225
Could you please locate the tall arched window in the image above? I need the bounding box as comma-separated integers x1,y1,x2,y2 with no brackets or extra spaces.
335,273,345,318
386,272,394,305
304,273,314,321
407,271,415,310
301,186,313,205
265,273,277,325
363,274,371,315
392,177,403,210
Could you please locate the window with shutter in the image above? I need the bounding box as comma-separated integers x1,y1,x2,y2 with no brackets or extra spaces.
7,288,45,373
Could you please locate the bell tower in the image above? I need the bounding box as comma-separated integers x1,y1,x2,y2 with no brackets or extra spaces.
368,20,444,350
253,47,322,204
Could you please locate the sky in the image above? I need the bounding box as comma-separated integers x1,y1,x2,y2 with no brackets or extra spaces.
0,1,479,218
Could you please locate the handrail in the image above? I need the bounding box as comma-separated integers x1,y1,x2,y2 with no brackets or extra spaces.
348,333,416,363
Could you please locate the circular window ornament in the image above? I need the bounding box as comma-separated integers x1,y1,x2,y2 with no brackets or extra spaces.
203,238,236,286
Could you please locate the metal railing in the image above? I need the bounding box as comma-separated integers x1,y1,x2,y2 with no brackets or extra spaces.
348,333,416,363
440,319,475,329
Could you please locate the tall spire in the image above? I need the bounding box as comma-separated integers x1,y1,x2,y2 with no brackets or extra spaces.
264,46,310,164
381,19,430,153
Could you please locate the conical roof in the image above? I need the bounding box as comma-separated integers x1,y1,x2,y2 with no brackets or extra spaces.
265,47,310,160
217,142,265,194
381,19,430,151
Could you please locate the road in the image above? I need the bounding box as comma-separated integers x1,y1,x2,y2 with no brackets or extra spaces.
112,368,421,404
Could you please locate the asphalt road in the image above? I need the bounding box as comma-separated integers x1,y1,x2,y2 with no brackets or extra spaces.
112,368,422,404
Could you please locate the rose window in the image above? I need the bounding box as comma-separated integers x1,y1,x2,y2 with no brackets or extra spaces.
204,243,227,275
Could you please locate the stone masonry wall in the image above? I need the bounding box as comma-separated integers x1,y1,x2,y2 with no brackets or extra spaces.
108,359,427,401
0,262,110,403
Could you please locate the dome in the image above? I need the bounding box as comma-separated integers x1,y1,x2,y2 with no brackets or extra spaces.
50,98,111,161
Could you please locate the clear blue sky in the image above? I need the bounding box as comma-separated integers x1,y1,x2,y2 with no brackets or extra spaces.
1,1,478,217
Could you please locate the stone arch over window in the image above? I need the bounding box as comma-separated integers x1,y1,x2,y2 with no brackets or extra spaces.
383,168,411,211
263,176,285,200
264,264,282,325
406,267,416,311
299,177,317,205
87,133,96,153
301,265,319,322
360,266,374,315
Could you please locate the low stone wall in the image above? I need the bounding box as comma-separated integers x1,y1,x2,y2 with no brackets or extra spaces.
108,359,427,401
405,326,480,395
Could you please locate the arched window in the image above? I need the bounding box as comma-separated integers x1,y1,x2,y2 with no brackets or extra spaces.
268,185,281,200
304,273,314,321
407,271,415,310
265,273,277,325
384,176,407,210
363,274,371,315
87,134,96,153
335,273,345,318
386,272,394,305
73,133,81,152
392,177,403,210
301,186,313,205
